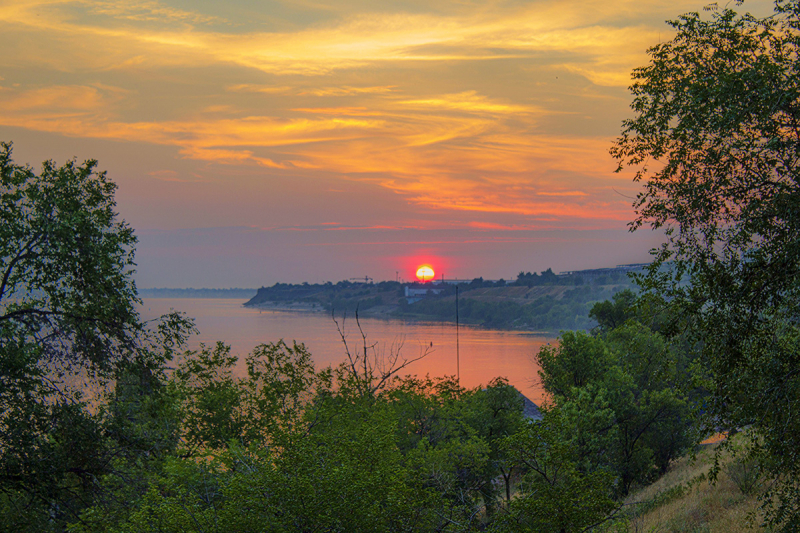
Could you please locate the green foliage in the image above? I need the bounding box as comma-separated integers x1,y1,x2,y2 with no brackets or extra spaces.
0,142,138,371
537,331,612,397
496,410,619,533
536,322,693,496
612,2,800,528
0,143,194,530
99,405,427,533
174,342,247,451
726,457,763,496
514,268,560,287
589,289,637,333
72,344,544,532
172,339,328,454
247,280,398,313
405,285,622,331
383,375,526,526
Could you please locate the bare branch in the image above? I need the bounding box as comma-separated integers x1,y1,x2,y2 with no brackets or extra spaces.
332,308,434,396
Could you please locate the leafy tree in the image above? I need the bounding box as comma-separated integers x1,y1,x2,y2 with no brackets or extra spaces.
611,1,800,527
536,325,692,496
172,339,328,455
496,410,618,533
383,376,525,528
603,323,692,487
0,143,191,529
173,342,248,452
537,331,613,398
0,142,139,369
588,289,637,333
462,378,525,506
108,404,429,533
78,342,443,533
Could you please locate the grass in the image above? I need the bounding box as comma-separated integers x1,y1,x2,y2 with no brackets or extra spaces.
616,436,769,533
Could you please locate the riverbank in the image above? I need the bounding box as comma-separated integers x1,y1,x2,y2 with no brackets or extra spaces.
249,301,327,313
246,298,576,336
244,285,629,333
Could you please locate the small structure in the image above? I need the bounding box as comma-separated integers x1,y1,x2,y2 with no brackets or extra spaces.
404,285,444,303
519,392,543,421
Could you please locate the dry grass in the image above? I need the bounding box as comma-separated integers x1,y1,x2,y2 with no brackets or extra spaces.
618,438,769,533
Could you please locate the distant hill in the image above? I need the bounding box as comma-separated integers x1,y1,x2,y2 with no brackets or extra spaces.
245,267,643,332
139,288,258,299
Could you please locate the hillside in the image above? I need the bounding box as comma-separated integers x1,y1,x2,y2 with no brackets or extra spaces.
245,271,639,332
618,436,766,532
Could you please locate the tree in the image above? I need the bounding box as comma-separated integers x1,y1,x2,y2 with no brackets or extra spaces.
611,2,800,527
588,289,637,333
0,142,140,369
537,331,612,398
535,325,692,496
496,410,618,533
462,378,525,507
332,311,431,398
0,142,191,528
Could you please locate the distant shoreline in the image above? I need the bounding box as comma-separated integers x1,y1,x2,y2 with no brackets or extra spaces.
245,300,556,335
246,301,326,313
139,288,257,299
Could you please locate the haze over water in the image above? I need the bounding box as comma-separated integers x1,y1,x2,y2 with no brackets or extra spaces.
140,298,553,403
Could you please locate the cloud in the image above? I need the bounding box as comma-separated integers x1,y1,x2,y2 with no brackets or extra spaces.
226,84,294,94
83,0,225,25
290,107,383,116
536,190,589,197
0,0,671,227
0,77,637,222
0,84,126,113
298,86,398,96
399,91,545,115
0,0,669,78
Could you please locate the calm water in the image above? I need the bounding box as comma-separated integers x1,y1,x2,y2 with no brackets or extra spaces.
140,298,553,403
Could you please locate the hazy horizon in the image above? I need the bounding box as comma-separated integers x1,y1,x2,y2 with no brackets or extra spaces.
136,256,646,289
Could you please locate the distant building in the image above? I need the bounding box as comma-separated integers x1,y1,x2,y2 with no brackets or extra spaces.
557,263,648,283
404,285,445,303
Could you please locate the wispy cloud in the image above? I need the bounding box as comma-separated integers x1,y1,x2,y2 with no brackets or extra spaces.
400,91,544,115
84,0,226,25
299,86,398,97
0,0,689,230
1,0,674,77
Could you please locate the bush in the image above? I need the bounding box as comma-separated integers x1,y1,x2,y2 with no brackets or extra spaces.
725,457,762,495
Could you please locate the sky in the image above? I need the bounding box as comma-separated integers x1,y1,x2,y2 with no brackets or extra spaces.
0,0,773,287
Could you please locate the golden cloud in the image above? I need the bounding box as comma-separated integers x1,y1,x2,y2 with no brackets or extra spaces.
0,0,666,78
0,0,668,225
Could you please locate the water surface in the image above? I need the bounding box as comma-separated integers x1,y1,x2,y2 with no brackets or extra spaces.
140,298,553,403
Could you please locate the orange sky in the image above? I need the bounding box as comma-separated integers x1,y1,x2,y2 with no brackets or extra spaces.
0,0,772,287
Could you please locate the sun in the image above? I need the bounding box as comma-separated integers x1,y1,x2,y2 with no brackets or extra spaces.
416,265,435,282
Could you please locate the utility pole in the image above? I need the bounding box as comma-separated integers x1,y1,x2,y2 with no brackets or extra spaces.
456,285,460,384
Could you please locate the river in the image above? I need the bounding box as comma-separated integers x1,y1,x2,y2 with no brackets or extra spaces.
140,298,554,403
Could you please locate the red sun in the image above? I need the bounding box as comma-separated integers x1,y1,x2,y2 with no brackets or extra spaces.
416,265,435,282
